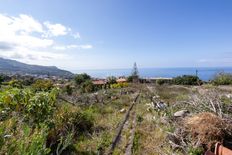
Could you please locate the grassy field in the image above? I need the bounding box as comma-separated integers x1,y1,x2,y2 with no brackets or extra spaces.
1,80,232,155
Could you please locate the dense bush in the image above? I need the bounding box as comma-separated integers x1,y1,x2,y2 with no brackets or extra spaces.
212,73,232,85
32,79,54,92
74,73,91,85
173,75,201,85
0,88,58,124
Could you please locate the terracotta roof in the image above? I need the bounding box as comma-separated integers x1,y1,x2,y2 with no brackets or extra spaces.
116,78,127,83
92,80,107,85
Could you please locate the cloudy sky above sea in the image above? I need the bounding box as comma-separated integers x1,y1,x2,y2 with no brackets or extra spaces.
0,0,232,71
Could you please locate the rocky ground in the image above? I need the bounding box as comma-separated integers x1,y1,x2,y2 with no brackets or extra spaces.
72,83,232,154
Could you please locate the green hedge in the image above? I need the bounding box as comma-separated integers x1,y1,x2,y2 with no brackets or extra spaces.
173,75,201,85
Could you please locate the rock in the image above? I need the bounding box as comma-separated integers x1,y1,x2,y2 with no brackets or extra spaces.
119,108,126,113
156,101,167,110
174,110,189,117
226,94,232,99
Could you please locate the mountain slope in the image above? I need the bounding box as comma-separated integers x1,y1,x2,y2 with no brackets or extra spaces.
0,57,73,77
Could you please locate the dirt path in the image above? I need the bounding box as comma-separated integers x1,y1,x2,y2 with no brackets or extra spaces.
106,92,140,155
125,111,137,155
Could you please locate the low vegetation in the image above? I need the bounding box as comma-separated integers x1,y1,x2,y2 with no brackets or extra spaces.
212,72,232,85
1,73,232,154
173,75,201,85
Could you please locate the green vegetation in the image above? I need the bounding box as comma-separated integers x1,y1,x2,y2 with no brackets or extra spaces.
110,82,129,88
1,72,232,154
74,73,91,85
32,79,54,91
106,76,117,84
212,73,232,85
0,75,4,85
156,79,172,85
173,75,201,85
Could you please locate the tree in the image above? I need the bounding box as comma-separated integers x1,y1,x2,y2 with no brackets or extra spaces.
131,62,139,83
74,73,91,85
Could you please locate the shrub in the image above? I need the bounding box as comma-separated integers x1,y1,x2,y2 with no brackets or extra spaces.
32,79,54,92
110,82,129,89
74,73,91,85
0,88,59,124
8,80,23,88
212,73,232,85
127,76,133,82
106,76,117,84
81,80,95,93
25,89,58,124
65,84,73,95
47,105,94,153
156,79,172,85
0,123,50,155
173,75,201,85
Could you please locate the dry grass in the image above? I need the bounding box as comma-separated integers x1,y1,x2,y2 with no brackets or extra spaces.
184,112,232,148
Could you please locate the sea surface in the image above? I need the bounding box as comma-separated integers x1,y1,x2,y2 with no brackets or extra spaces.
74,67,232,81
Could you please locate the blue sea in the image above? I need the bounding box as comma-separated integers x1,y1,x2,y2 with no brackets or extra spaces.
74,67,232,81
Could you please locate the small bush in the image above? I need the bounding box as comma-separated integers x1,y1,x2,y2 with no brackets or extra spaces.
8,80,23,88
173,75,201,85
212,73,232,85
65,84,73,95
107,76,117,84
32,79,54,92
47,106,94,153
81,80,95,93
156,79,172,85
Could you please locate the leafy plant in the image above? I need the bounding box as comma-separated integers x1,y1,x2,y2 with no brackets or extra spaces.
1,124,50,155
81,80,95,93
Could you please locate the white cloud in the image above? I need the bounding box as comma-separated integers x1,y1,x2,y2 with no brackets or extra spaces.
0,13,92,67
43,21,70,37
53,44,93,50
72,32,81,39
0,14,54,49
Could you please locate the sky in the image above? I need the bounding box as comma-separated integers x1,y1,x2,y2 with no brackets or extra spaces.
0,0,232,71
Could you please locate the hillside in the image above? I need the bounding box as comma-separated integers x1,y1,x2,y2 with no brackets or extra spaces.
0,57,73,77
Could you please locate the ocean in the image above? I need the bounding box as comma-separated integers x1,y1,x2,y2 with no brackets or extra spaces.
74,67,232,81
